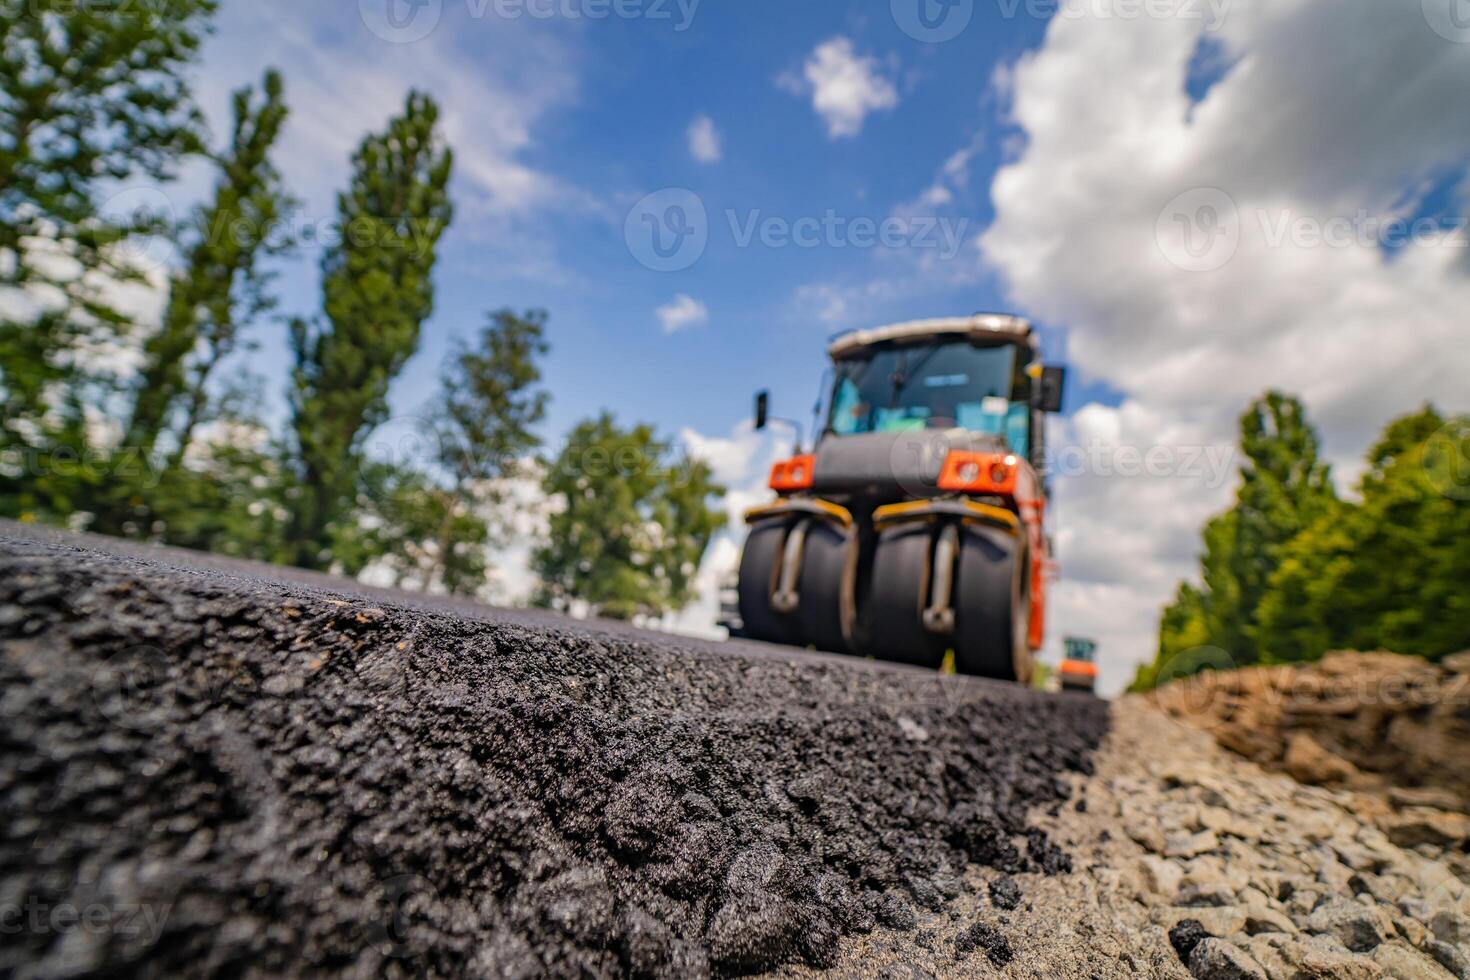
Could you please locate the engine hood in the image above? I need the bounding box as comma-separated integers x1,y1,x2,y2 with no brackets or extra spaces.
810,429,1008,498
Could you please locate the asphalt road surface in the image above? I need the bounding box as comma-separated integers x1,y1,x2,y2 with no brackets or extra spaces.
0,521,1109,978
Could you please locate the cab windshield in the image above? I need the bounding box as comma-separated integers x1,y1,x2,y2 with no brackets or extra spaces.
828,340,1030,455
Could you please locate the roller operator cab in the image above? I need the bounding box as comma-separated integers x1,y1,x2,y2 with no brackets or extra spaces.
738,314,1066,683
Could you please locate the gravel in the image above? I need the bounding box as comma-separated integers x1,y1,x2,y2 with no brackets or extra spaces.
0,523,1108,978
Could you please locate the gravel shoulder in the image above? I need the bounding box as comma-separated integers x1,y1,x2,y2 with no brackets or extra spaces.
1008,698,1468,980
791,693,1470,979
0,523,1107,978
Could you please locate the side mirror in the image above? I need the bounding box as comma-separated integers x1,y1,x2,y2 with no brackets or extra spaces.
755,390,769,431
1038,366,1066,414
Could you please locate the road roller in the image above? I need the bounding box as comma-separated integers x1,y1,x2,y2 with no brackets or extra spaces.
736,314,1065,683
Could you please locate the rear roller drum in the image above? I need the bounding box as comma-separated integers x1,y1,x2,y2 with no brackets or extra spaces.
952,526,1033,684
737,518,803,647
859,524,947,669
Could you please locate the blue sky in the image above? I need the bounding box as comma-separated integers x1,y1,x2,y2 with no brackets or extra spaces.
165,0,1470,693
188,0,1095,443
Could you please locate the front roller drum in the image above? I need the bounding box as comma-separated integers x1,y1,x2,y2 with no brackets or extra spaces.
796,520,853,655
859,524,947,669
737,518,803,647
952,525,1033,684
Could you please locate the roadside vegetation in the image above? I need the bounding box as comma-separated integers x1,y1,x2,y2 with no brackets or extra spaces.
0,4,723,620
1131,393,1470,690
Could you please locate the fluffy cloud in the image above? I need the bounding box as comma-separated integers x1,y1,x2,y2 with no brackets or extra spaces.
655,293,709,333
195,4,583,223
781,37,899,139
670,422,795,637
979,0,1470,692
686,113,723,163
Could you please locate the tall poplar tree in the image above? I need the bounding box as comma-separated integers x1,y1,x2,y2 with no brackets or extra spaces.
124,68,292,464
288,92,453,569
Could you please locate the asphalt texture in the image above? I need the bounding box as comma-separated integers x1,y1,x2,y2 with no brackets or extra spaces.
0,521,1109,978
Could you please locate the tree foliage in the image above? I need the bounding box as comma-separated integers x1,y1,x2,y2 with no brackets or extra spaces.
1139,392,1336,688
534,414,724,620
435,309,549,490
288,91,452,569
1256,407,1469,663
0,0,216,425
344,310,550,596
1,1,218,523
1135,397,1468,691
2,13,727,621
125,69,292,462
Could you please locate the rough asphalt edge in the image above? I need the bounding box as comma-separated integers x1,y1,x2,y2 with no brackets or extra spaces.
0,523,1109,978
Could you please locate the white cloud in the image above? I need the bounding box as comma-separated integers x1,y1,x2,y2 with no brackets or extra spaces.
896,132,984,218
686,113,723,163
978,0,1470,693
672,422,796,638
196,4,583,223
781,37,899,140
655,293,709,333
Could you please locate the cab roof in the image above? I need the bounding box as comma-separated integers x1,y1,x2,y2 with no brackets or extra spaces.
826,313,1035,360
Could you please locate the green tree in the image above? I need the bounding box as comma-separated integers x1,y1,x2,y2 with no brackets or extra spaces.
1143,392,1336,686
0,0,216,428
337,310,548,596
124,68,292,464
533,414,724,620
1258,407,1470,663
81,69,293,540
139,425,296,562
0,1,217,524
288,91,453,569
328,461,489,593
417,308,549,590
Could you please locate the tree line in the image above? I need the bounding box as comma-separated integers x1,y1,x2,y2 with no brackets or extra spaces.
1131,392,1469,690
0,2,724,619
